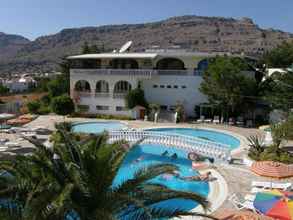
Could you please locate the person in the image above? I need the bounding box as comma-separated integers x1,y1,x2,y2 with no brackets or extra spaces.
180,171,213,182
171,153,178,160
133,156,144,163
161,150,168,156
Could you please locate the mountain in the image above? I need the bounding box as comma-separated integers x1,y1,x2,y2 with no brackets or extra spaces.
0,32,30,60
0,15,293,74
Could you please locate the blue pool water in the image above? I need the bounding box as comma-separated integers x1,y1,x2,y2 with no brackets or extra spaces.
113,144,209,216
148,128,240,149
71,121,127,134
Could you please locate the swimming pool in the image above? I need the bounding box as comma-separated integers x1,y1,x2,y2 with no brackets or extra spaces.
71,121,127,134
113,143,209,216
147,128,240,149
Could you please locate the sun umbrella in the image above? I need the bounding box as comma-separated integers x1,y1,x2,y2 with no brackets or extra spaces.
253,189,293,220
251,161,293,178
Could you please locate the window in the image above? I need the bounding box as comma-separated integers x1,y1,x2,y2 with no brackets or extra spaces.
160,105,168,110
96,105,109,111
181,85,187,89
114,81,132,93
167,85,172,88
77,105,89,112
173,85,178,89
153,85,158,88
169,106,176,111
96,81,109,93
116,106,128,111
160,85,165,88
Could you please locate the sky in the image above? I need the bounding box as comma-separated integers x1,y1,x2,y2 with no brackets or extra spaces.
1,0,293,40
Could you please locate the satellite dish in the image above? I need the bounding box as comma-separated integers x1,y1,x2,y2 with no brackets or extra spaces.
119,41,133,53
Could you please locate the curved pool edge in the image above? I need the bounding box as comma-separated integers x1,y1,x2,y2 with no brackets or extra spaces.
71,120,129,134
71,119,129,127
171,168,228,220
141,125,247,156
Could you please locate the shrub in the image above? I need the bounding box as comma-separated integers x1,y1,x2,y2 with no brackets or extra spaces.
125,87,148,109
51,95,75,116
38,106,51,115
27,101,41,114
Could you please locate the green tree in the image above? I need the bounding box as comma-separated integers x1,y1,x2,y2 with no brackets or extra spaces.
82,41,91,54
27,101,41,114
264,69,293,112
51,95,75,116
125,87,148,109
0,84,9,95
200,56,257,119
260,41,293,68
0,128,215,220
47,74,70,97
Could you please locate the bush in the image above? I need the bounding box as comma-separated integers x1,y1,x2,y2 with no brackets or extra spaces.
27,101,41,114
125,87,148,109
51,95,75,116
38,106,51,115
96,114,133,120
40,95,51,106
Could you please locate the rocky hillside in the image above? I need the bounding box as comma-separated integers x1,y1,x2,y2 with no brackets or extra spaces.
0,15,293,74
0,32,30,60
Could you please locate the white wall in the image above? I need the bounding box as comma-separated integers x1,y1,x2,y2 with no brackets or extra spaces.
142,75,207,116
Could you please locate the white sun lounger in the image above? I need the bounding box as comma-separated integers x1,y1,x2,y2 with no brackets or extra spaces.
251,181,272,189
250,187,272,194
196,116,205,123
228,193,256,211
272,182,292,190
5,142,20,147
245,194,256,202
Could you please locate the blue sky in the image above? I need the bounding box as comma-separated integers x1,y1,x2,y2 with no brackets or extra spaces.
1,0,292,40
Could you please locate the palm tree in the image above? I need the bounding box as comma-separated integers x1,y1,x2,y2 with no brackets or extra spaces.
0,127,216,220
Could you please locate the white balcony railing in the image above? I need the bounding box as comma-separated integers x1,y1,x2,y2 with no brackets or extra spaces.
113,93,127,99
157,70,190,75
71,69,157,77
95,92,110,98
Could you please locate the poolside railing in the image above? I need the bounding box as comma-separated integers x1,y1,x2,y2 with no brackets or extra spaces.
108,130,231,162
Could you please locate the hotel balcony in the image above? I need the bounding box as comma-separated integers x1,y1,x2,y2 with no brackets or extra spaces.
113,93,127,99
71,69,157,79
95,92,110,98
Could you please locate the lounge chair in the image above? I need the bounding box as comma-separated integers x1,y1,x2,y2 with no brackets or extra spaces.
4,142,20,147
251,187,266,194
228,193,256,211
228,118,234,125
196,116,205,123
204,118,212,123
272,182,292,190
244,194,256,202
251,181,272,189
236,116,244,127
213,116,220,124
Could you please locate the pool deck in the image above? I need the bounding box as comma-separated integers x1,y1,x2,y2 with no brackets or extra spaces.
2,115,290,219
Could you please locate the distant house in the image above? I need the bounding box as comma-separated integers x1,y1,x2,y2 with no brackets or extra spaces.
1,75,36,93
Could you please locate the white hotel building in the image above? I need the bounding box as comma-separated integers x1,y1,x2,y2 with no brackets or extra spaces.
68,49,253,119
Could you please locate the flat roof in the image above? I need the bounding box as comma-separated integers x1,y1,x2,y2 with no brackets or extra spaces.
67,51,257,60
67,53,158,59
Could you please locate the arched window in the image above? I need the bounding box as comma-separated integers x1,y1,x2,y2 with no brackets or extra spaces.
114,81,132,94
74,80,91,92
96,80,109,93
195,59,209,76
156,58,185,70
110,59,139,69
